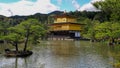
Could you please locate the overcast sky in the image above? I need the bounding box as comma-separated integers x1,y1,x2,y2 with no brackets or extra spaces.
0,0,102,16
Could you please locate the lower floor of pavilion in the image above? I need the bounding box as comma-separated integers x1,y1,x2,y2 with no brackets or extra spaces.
48,30,81,40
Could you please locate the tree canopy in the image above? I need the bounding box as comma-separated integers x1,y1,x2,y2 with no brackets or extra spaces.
0,18,47,51
93,0,120,22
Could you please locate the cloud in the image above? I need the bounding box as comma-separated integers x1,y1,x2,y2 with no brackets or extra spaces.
0,0,60,17
72,0,80,10
79,3,98,11
79,0,103,11
91,0,104,3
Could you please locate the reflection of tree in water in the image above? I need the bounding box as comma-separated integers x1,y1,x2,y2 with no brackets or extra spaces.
14,58,27,68
14,57,45,68
15,58,18,68
51,41,79,57
108,46,120,62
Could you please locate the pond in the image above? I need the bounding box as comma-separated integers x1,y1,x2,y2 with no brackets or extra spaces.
0,41,120,68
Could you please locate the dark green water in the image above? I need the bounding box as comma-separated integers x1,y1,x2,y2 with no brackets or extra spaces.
0,41,119,68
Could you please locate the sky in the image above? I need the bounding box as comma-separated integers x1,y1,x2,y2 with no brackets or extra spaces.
0,0,102,17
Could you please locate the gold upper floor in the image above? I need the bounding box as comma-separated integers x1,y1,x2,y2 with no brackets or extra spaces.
54,17,76,23
49,23,84,31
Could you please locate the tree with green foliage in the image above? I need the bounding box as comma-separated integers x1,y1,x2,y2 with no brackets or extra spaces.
93,0,120,22
95,22,110,40
19,19,46,51
82,17,100,42
0,18,11,37
95,22,120,43
1,18,47,52
2,26,24,51
86,20,100,42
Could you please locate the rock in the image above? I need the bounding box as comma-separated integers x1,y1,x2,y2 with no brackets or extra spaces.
4,50,33,57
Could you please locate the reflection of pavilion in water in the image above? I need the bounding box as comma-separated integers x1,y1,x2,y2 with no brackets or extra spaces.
51,41,79,56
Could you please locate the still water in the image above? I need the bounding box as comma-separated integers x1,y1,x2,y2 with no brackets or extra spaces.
0,41,119,68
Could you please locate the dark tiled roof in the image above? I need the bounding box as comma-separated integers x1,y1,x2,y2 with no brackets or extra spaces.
54,13,75,18
50,22,85,25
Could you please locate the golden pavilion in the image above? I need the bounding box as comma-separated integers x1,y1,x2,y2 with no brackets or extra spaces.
49,13,84,40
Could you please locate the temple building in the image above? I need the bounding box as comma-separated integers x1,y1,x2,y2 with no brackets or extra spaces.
49,13,84,40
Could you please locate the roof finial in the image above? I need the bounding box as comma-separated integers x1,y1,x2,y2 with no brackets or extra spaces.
8,9,13,16
64,10,67,14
